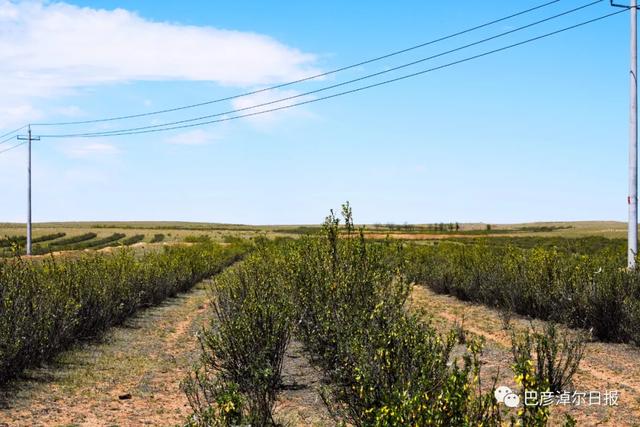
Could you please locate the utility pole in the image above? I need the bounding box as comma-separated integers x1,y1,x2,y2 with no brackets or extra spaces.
630,0,638,269
17,125,39,256
613,1,639,268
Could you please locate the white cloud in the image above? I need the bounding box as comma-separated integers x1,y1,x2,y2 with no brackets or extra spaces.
0,102,42,129
0,0,319,97
165,129,219,146
54,105,84,117
0,1,320,132
58,140,120,158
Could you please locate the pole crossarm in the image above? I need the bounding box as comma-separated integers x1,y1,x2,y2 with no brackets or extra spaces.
611,1,639,8
16,135,40,142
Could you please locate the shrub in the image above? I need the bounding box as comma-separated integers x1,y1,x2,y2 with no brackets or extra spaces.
509,323,586,426
511,323,586,394
184,204,504,426
150,233,165,243
121,234,145,246
0,241,248,384
289,204,501,426
48,232,97,247
192,243,295,425
405,243,640,345
182,367,245,427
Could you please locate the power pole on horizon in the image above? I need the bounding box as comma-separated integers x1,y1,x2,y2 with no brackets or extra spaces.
17,124,39,256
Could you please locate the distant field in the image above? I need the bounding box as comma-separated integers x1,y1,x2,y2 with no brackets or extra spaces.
0,222,290,250
0,220,628,238
0,220,629,257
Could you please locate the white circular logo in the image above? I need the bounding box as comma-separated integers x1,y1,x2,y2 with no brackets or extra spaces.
494,386,512,403
504,392,520,408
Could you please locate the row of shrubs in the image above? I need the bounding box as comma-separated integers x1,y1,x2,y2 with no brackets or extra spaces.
121,234,145,246
443,235,626,256
185,207,584,426
405,243,640,345
3,232,176,257
288,207,501,426
150,233,165,243
0,232,67,248
48,232,97,247
0,241,249,384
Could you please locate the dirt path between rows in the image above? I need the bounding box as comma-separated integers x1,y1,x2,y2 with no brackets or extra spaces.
409,285,640,427
0,282,215,427
274,340,333,426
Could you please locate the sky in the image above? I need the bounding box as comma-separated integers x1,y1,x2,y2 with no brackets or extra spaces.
0,0,633,224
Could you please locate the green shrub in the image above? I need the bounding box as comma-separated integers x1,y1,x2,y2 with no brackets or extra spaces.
150,233,165,243
0,232,67,249
289,204,501,426
121,234,145,246
182,367,246,427
183,204,504,426
511,323,586,394
48,232,97,247
192,243,295,425
509,324,586,427
405,243,640,345
0,241,248,384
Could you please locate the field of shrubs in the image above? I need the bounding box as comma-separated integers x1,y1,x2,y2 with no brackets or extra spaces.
1,213,636,426
405,241,640,345
181,205,596,426
0,240,248,383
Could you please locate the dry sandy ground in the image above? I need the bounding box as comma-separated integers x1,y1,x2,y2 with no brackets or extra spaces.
409,285,640,427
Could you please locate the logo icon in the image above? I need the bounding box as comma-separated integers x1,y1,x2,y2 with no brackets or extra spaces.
495,386,520,408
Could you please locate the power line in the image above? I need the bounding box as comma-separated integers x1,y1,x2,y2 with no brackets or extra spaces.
0,134,18,146
0,125,27,141
37,0,605,138
50,0,603,138
31,0,562,127
38,4,621,140
0,141,27,155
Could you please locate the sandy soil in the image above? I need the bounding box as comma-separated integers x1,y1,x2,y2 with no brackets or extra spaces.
274,340,334,426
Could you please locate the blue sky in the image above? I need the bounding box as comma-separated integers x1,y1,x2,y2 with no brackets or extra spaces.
0,0,632,224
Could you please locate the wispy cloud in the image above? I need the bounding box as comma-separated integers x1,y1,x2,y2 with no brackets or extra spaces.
59,140,120,158
54,105,85,117
0,102,42,129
